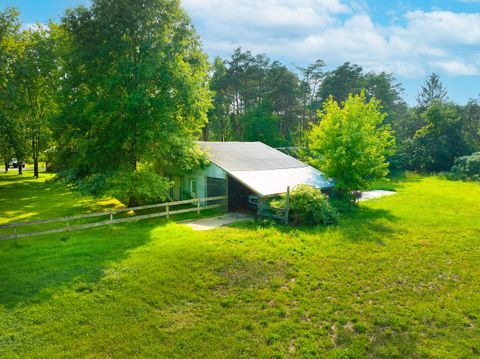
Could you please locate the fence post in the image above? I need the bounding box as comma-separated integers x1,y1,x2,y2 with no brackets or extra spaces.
14,226,17,239
66,220,70,232
197,199,201,216
285,186,290,225
166,204,170,220
110,213,113,223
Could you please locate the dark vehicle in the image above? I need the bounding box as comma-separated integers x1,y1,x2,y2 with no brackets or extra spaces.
8,158,25,168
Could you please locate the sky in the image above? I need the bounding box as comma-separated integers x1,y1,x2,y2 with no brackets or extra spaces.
2,0,480,105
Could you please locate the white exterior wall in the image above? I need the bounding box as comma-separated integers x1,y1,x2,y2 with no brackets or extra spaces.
181,164,227,199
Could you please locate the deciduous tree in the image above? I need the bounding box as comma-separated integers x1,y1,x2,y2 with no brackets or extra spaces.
55,0,212,206
307,92,396,199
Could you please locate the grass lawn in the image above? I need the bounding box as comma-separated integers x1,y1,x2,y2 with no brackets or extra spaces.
1,171,479,358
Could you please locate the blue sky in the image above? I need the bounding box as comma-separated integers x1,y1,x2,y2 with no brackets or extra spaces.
3,0,480,105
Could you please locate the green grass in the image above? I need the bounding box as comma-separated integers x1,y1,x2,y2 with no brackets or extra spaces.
1,171,480,358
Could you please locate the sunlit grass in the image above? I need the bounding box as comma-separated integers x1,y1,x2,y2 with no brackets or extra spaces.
1,172,479,358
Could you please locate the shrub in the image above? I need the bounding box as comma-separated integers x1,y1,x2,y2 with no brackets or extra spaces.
272,185,339,226
449,152,480,181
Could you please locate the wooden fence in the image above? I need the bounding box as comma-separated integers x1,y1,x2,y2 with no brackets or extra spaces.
0,196,227,241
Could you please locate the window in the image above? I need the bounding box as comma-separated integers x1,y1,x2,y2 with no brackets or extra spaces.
206,177,226,197
190,179,198,198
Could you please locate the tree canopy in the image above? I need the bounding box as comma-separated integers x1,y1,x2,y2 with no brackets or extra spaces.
307,92,396,197
54,0,212,205
416,72,449,109
1,2,480,199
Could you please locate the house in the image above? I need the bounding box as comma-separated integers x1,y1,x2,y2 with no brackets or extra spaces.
168,141,334,210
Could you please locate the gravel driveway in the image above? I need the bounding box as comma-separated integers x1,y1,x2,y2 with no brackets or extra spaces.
181,212,252,231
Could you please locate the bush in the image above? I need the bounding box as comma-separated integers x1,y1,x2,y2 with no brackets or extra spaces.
272,185,339,226
449,152,480,181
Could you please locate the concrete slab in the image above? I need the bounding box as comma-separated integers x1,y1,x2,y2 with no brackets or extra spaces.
359,190,396,201
181,212,252,231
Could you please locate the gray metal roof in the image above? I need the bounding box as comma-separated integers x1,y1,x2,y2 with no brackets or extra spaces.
229,167,335,197
197,141,306,171
197,141,334,197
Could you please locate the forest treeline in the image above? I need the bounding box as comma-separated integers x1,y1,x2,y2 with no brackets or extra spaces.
1,1,480,204
205,49,480,173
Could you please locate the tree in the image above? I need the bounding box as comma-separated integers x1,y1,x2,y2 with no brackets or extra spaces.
54,0,212,206
16,24,59,178
318,62,364,105
242,100,283,147
0,7,26,175
407,101,473,172
265,61,301,142
298,59,325,131
206,57,232,141
416,73,448,109
363,71,408,126
206,48,302,145
307,92,396,199
0,129,14,172
463,97,480,149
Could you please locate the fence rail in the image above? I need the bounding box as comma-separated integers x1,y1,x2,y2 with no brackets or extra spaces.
0,196,227,241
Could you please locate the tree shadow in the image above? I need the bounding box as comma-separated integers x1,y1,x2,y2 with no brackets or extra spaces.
231,205,400,245
0,174,121,226
369,171,424,191
0,220,161,309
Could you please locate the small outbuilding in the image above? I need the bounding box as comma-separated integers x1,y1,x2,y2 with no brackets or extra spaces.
168,141,334,211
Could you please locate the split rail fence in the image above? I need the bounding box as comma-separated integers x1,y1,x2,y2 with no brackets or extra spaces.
0,196,227,241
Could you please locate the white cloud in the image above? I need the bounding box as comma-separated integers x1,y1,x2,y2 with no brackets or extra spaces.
182,1,480,77
21,23,48,32
403,10,480,46
429,60,479,76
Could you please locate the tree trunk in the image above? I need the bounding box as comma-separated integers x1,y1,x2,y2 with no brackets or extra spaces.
127,156,137,208
128,196,138,208
32,136,39,178
202,124,208,141
4,161,8,172
34,156,39,178
18,161,23,175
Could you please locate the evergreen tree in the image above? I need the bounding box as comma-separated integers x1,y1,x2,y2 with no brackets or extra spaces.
416,73,448,109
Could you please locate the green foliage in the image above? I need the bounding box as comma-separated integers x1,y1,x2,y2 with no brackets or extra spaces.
54,0,212,204
0,7,25,168
242,101,284,147
106,170,172,205
272,185,338,225
206,48,301,144
15,24,60,177
448,152,480,181
298,59,326,130
307,91,396,196
318,62,364,104
405,100,473,172
2,172,480,358
416,72,448,109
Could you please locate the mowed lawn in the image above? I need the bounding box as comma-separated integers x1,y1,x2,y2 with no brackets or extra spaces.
0,172,479,358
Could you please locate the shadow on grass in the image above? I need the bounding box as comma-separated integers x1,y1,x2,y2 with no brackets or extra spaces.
368,171,424,191
231,205,400,245
0,174,120,226
0,220,162,309
0,207,226,309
